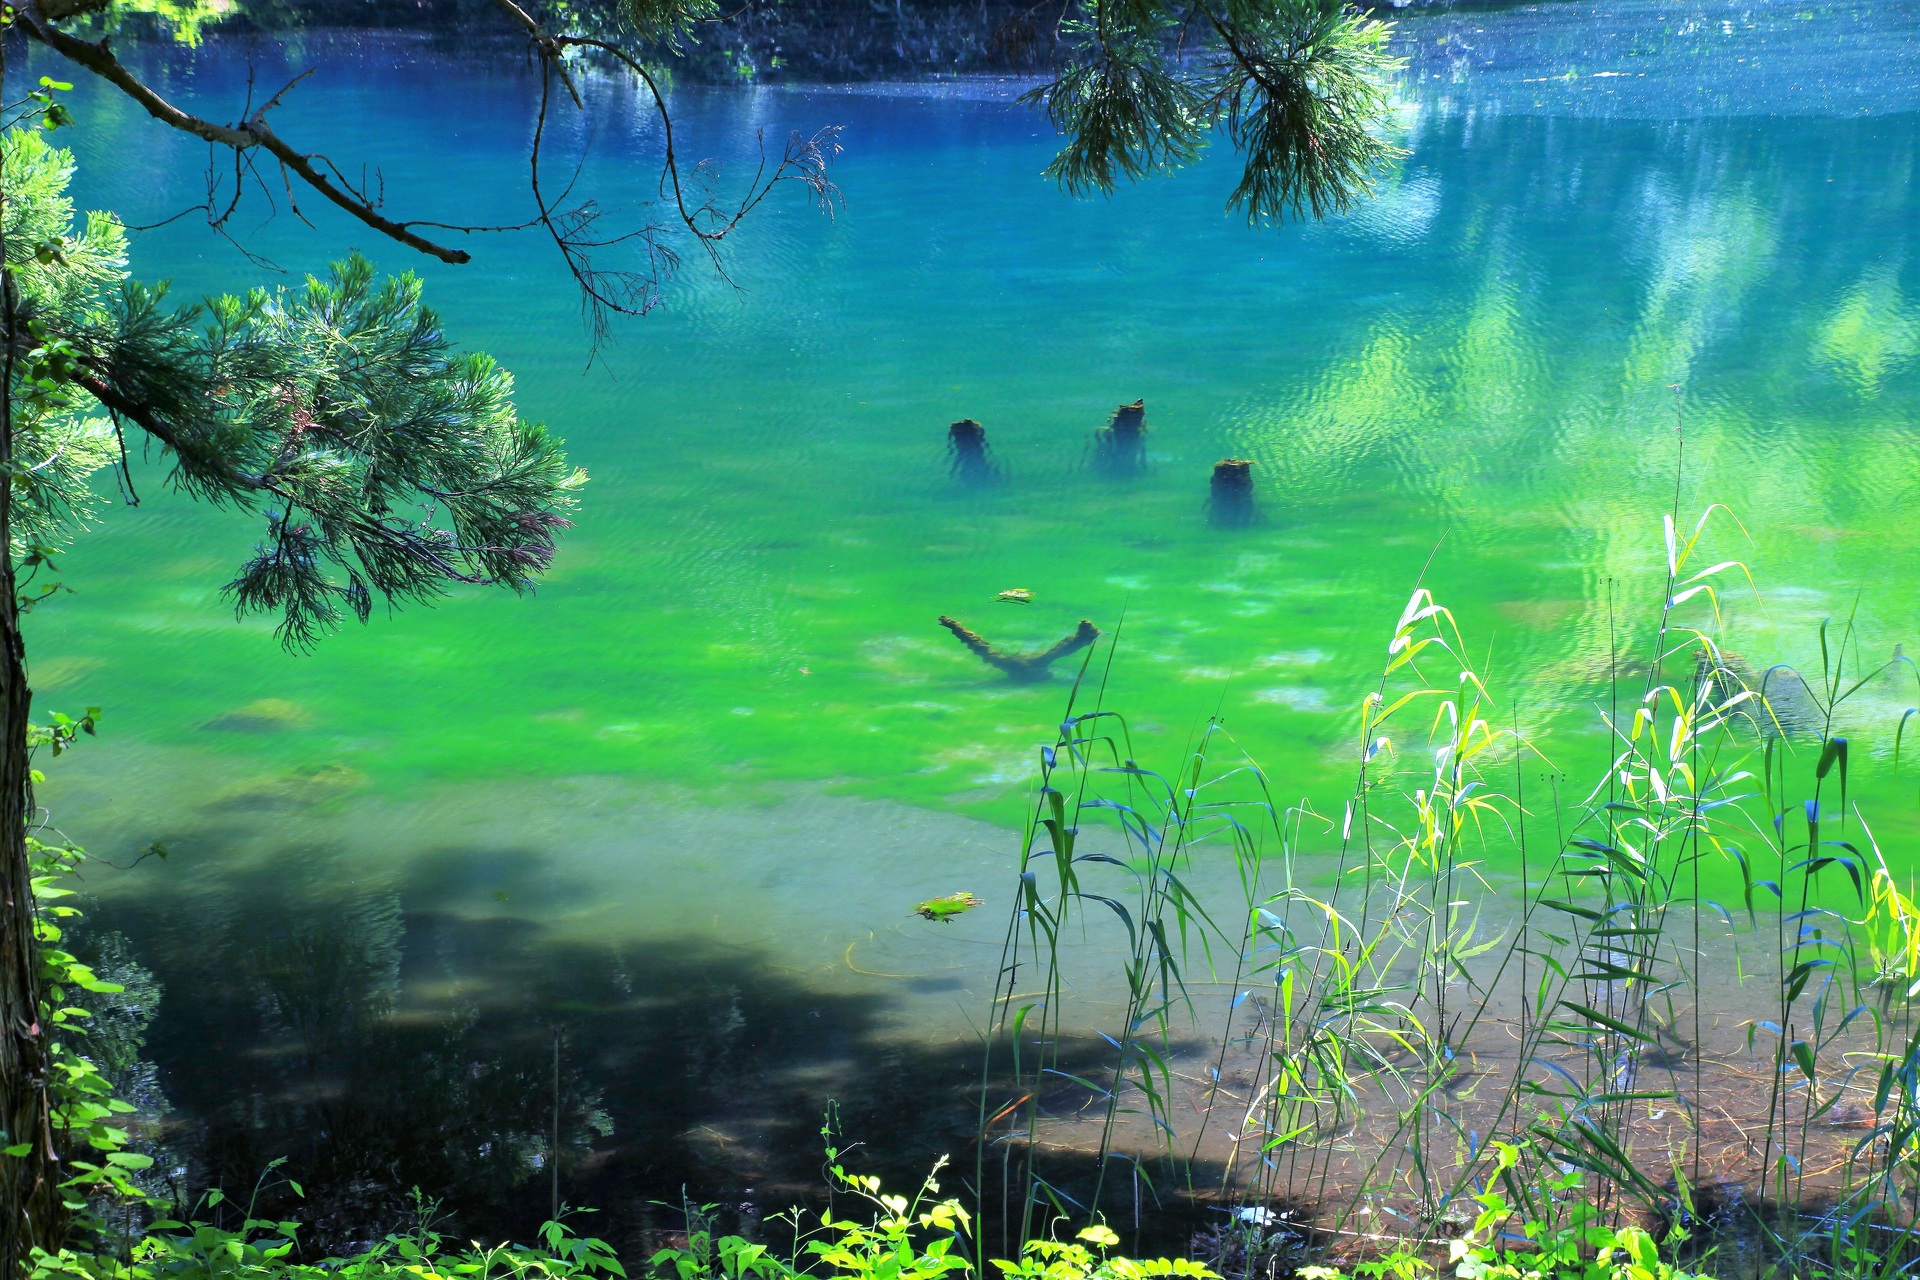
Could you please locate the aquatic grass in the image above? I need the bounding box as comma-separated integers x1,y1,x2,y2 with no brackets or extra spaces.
971,496,1920,1279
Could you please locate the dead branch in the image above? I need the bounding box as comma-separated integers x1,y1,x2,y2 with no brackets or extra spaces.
938,615,1100,682
17,0,841,348
16,3,472,263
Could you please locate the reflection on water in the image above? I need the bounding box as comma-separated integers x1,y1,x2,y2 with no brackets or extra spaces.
20,0,1920,1249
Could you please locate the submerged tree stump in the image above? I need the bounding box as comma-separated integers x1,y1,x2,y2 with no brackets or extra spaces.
1095,400,1147,476
948,418,994,483
1209,456,1255,525
1211,457,1253,495
938,615,1100,682
949,418,987,451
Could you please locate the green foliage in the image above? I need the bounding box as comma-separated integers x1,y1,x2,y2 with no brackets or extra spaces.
991,1227,1218,1280
79,1,241,47
1027,15,1205,196
1298,1220,1704,1280
16,832,156,1219
1449,1227,1696,1280
1024,0,1405,223
534,0,718,58
805,1164,971,1280
191,257,587,647
1207,1,1407,221
2,125,587,649
1429,1152,1708,1280
25,1186,627,1280
649,1153,1218,1280
652,1140,974,1280
617,0,718,48
977,495,1920,1279
0,128,128,557
651,1214,792,1280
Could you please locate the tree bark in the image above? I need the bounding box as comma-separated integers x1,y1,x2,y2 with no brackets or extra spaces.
0,53,61,1259
0,492,52,1276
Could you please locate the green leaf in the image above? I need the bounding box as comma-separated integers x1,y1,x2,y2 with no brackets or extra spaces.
1557,1000,1654,1044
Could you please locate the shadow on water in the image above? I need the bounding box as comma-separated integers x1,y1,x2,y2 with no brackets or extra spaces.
92,845,1214,1260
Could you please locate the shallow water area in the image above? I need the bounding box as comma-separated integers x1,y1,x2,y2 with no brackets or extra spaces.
18,0,1920,1248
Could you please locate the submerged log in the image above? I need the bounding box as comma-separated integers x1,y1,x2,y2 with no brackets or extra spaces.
938,615,1100,682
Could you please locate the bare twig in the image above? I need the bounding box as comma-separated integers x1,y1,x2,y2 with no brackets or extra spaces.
21,0,841,349
16,4,473,263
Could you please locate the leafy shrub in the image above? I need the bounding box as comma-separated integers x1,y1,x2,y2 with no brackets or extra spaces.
650,1154,1219,1280
26,1193,625,1280
993,1226,1219,1280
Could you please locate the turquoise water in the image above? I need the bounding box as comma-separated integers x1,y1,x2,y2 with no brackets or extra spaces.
21,0,1920,1244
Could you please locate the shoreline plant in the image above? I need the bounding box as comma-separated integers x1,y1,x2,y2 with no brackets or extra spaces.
0,103,588,1264
969,495,1920,1280
23,488,1920,1280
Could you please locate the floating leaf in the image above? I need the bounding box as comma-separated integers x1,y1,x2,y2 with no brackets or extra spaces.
913,892,985,922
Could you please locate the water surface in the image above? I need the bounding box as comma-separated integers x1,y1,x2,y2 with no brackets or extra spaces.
21,0,1920,1245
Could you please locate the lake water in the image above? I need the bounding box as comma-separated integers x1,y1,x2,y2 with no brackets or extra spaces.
21,0,1920,1250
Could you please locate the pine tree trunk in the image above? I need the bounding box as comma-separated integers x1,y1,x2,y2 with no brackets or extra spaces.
1,119,60,1265
0,518,51,1277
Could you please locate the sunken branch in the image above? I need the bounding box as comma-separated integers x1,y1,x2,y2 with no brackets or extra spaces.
938,615,1100,682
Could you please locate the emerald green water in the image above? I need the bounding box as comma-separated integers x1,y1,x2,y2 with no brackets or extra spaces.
20,1,1920,1239
37,58,1920,812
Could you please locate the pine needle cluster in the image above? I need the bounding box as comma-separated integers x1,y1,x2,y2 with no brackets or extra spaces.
1023,0,1405,223
2,127,586,650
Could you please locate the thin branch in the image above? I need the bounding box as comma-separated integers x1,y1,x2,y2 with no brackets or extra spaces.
550,33,841,250
69,370,269,491
24,0,840,348
17,3,471,264
489,0,585,108
117,202,214,233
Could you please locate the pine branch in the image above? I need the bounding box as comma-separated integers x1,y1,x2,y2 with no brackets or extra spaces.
45,248,583,652
15,4,473,264
17,0,840,351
